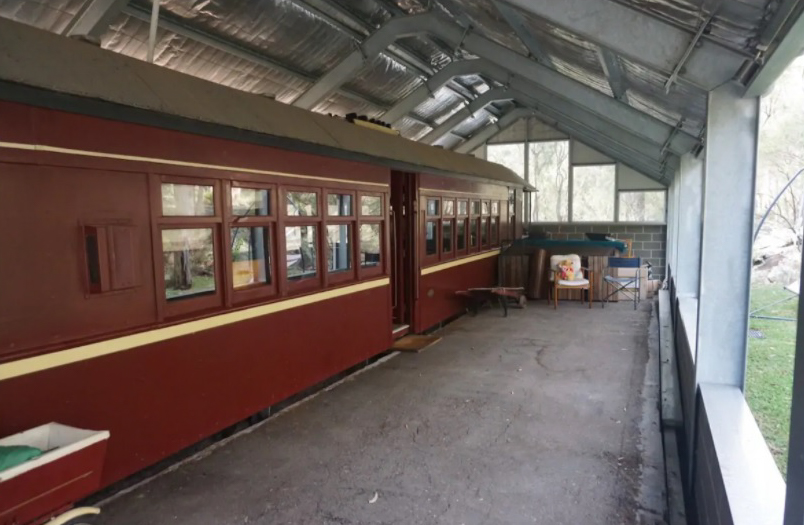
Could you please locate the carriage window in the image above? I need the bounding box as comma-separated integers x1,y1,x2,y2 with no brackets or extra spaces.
456,220,466,250
286,192,317,216
327,224,352,272
426,199,440,216
458,200,468,216
443,200,454,216
471,200,481,215
328,194,353,216
491,201,499,215
162,228,216,299
442,220,453,253
286,226,317,280
426,220,438,255
231,226,271,288
481,218,489,246
232,187,270,216
361,195,382,216
360,224,381,267
161,183,214,216
481,201,490,215
490,217,498,244
470,219,478,247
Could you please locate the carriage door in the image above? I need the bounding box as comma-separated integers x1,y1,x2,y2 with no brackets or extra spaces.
390,171,416,335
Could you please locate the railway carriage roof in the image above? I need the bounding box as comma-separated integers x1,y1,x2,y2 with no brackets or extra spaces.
0,18,530,191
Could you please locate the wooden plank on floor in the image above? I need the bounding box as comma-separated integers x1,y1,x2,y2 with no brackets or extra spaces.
663,428,688,525
391,335,442,353
658,291,683,428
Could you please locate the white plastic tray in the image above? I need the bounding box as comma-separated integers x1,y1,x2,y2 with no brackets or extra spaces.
0,423,110,482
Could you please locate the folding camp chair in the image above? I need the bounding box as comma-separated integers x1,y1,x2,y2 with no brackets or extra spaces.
602,257,641,310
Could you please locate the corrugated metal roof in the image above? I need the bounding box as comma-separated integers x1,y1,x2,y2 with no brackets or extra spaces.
0,0,796,179
0,17,531,190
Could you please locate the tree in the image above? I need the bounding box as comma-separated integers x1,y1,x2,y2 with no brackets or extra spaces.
529,140,569,222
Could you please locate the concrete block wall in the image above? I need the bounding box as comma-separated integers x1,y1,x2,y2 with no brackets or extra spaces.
527,223,667,279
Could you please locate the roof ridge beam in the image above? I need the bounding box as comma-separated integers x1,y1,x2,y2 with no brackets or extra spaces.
497,0,746,91
421,87,512,144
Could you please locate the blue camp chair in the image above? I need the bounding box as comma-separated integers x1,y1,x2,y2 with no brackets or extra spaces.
602,257,641,310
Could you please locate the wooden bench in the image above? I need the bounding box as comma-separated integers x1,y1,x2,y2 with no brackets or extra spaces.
455,287,527,317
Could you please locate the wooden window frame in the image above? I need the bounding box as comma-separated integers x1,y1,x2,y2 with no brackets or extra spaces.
456,200,469,256
442,198,455,217
326,190,357,219
281,186,323,294
441,217,455,259
469,200,481,252
323,190,358,286
357,191,386,279
491,199,501,246
480,216,490,249
325,220,357,285
358,221,384,279
228,181,278,305
454,217,467,255
359,192,384,219
425,196,441,218
422,195,441,265
152,174,225,319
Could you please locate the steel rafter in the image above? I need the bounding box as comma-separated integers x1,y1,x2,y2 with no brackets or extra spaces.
745,5,804,97
421,88,512,144
498,0,746,91
493,1,554,67
120,5,436,131
63,0,129,39
383,60,488,123
597,48,629,102
292,0,474,106
453,107,533,154
294,13,700,156
385,56,689,160
292,14,431,109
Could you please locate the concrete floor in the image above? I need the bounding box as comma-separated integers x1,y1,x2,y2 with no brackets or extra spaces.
100,300,666,525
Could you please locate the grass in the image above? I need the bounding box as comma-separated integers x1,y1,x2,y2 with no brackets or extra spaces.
745,283,798,477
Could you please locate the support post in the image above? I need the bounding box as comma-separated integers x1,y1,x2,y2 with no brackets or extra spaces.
784,263,804,523
675,153,703,298
665,171,677,280
694,83,759,388
147,0,160,63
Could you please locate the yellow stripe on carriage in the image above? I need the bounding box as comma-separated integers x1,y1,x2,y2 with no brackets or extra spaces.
0,278,390,382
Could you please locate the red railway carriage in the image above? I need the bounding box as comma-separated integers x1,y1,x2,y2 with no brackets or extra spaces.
0,18,531,494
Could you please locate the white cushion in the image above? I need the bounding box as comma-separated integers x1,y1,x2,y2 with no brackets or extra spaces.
549,254,583,281
558,278,589,286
